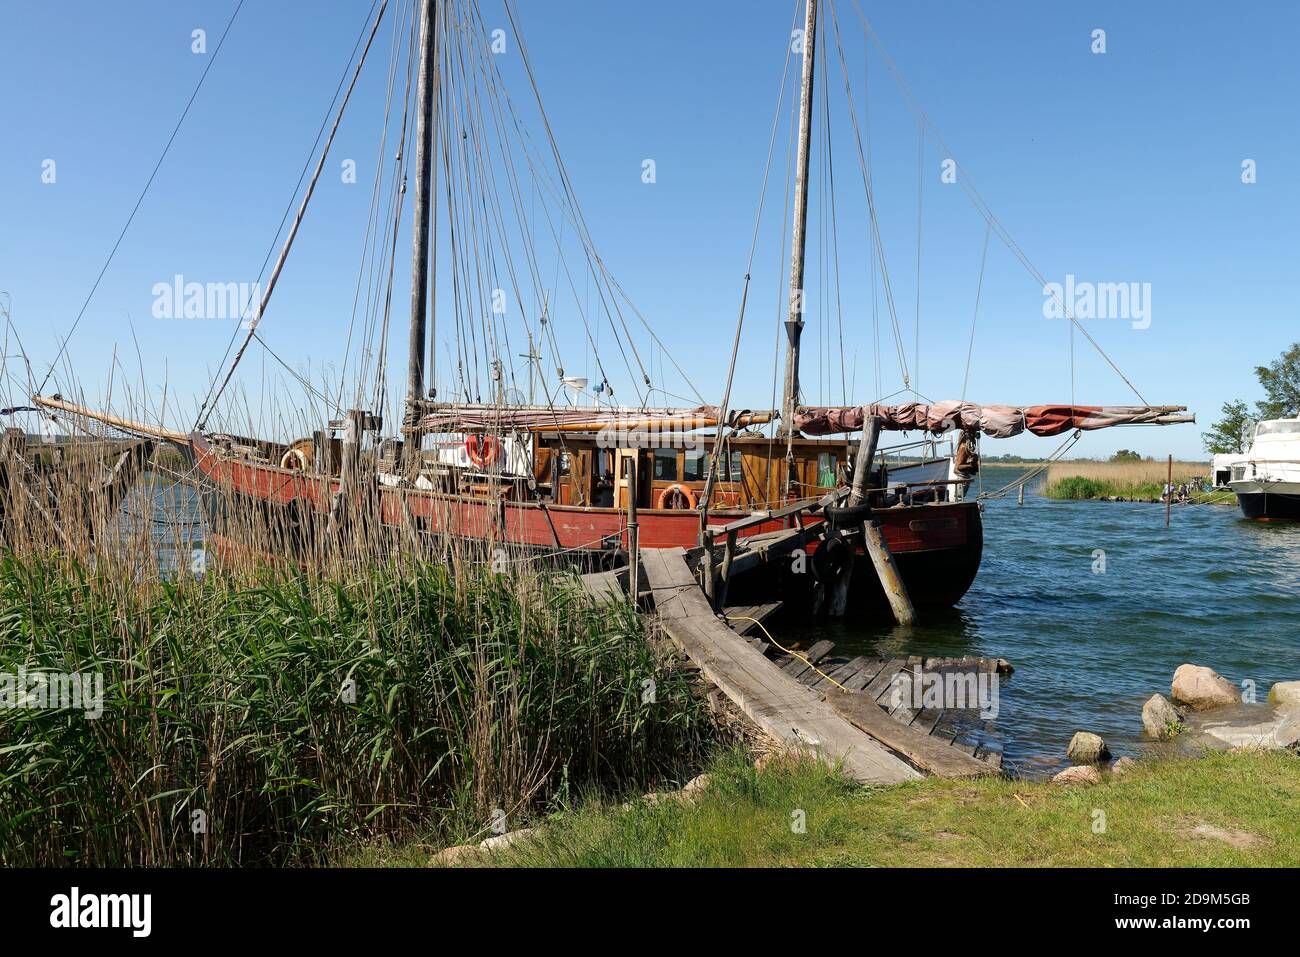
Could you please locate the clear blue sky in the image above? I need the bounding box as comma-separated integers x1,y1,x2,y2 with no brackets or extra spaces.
2,0,1297,458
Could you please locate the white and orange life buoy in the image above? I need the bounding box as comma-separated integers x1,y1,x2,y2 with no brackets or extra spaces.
657,484,697,510
464,434,501,469
279,438,314,471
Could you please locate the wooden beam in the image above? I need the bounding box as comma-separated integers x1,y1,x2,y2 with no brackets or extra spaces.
861,519,916,626
827,690,996,778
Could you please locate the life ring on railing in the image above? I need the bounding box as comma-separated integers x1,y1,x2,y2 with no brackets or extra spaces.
279,439,314,471
464,434,501,469
657,484,697,510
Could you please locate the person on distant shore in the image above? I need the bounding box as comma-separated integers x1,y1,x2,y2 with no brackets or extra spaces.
1161,482,1173,502
1177,482,1189,503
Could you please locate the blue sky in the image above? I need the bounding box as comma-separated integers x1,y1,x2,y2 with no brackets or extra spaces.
2,0,1297,458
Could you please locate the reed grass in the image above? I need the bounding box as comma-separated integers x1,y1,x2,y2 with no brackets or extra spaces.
0,413,720,866
1043,460,1209,501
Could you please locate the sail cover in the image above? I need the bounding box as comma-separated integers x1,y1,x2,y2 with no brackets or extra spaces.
793,402,1190,438
414,405,770,433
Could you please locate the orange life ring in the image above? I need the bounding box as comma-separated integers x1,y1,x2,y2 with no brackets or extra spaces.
464,434,501,468
657,484,697,510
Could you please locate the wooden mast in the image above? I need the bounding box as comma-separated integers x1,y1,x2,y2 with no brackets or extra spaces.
780,0,818,440
405,0,437,462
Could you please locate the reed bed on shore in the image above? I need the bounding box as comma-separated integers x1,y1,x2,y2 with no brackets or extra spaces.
0,444,718,866
1043,460,1209,501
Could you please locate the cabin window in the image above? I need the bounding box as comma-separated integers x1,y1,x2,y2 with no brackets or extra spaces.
683,450,706,482
653,448,679,481
1257,421,1300,435
557,451,572,476
725,451,743,482
816,452,837,487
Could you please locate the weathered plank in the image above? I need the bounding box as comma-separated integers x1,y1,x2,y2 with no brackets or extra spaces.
578,568,625,603
723,602,783,638
642,547,919,784
781,639,835,680
826,690,996,779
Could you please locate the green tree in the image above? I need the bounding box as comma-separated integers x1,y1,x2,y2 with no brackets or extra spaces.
1110,449,1141,462
1202,400,1252,454
1254,342,1300,420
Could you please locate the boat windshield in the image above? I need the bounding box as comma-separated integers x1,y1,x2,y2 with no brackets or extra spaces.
1256,421,1300,436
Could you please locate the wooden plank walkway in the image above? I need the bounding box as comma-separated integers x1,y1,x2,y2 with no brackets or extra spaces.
639,548,921,784
578,548,1011,779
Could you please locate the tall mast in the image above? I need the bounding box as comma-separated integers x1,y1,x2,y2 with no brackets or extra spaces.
780,0,817,437
406,0,437,418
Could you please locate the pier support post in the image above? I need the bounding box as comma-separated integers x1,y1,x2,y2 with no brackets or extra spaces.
862,519,916,626
628,452,640,605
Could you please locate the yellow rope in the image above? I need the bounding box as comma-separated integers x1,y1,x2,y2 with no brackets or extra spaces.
723,615,848,692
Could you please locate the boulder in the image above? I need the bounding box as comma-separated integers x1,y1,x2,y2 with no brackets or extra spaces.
681,773,712,796
1142,693,1184,739
430,844,482,866
1268,681,1300,710
1053,765,1101,786
1066,731,1111,764
479,827,537,852
1111,756,1138,776
1171,664,1240,711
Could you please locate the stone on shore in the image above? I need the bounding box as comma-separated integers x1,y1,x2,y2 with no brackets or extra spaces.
1142,693,1184,739
1268,681,1300,710
1066,731,1111,764
1053,765,1101,786
1111,756,1138,776
430,844,482,866
1171,664,1240,711
479,827,537,852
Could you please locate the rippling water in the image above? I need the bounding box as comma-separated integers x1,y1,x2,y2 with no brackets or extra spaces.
792,466,1300,776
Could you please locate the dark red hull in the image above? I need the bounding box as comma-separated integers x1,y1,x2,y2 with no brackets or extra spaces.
187,434,983,609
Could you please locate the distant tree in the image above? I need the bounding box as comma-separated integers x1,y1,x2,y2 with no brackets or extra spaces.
1110,449,1141,462
1254,342,1300,420
1202,400,1252,454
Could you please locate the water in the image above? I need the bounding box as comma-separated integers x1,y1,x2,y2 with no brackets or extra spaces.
792,467,1300,777
118,469,1300,778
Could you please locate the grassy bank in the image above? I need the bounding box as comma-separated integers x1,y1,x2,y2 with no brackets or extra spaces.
0,554,717,866
352,748,1300,867
1042,460,1221,502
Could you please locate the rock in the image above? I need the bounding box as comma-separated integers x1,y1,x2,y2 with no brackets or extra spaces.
1142,693,1185,739
479,827,536,852
1066,731,1110,764
430,844,481,866
1111,756,1138,776
1268,681,1300,710
1196,710,1300,750
1171,664,1241,711
1053,765,1101,786
681,773,712,796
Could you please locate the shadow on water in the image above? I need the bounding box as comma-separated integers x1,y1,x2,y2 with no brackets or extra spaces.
787,466,1300,777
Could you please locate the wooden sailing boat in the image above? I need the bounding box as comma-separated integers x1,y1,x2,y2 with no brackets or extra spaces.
36,0,1188,616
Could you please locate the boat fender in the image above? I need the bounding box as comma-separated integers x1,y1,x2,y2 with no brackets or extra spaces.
824,502,872,529
465,434,501,469
656,484,697,510
812,534,851,582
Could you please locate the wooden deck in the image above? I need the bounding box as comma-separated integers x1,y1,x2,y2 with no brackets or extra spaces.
638,547,921,784
579,546,1011,782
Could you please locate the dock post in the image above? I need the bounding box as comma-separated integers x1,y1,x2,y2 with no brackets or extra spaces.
862,519,916,626
1017,482,1024,506
1170,452,1180,527
628,452,640,604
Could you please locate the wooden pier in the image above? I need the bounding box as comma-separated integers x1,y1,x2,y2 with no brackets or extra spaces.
583,545,1011,784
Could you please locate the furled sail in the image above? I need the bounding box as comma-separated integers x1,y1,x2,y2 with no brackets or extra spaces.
793,402,1192,438
415,405,773,433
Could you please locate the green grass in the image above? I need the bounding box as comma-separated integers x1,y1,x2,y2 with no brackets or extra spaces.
347,748,1300,868
0,554,717,866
